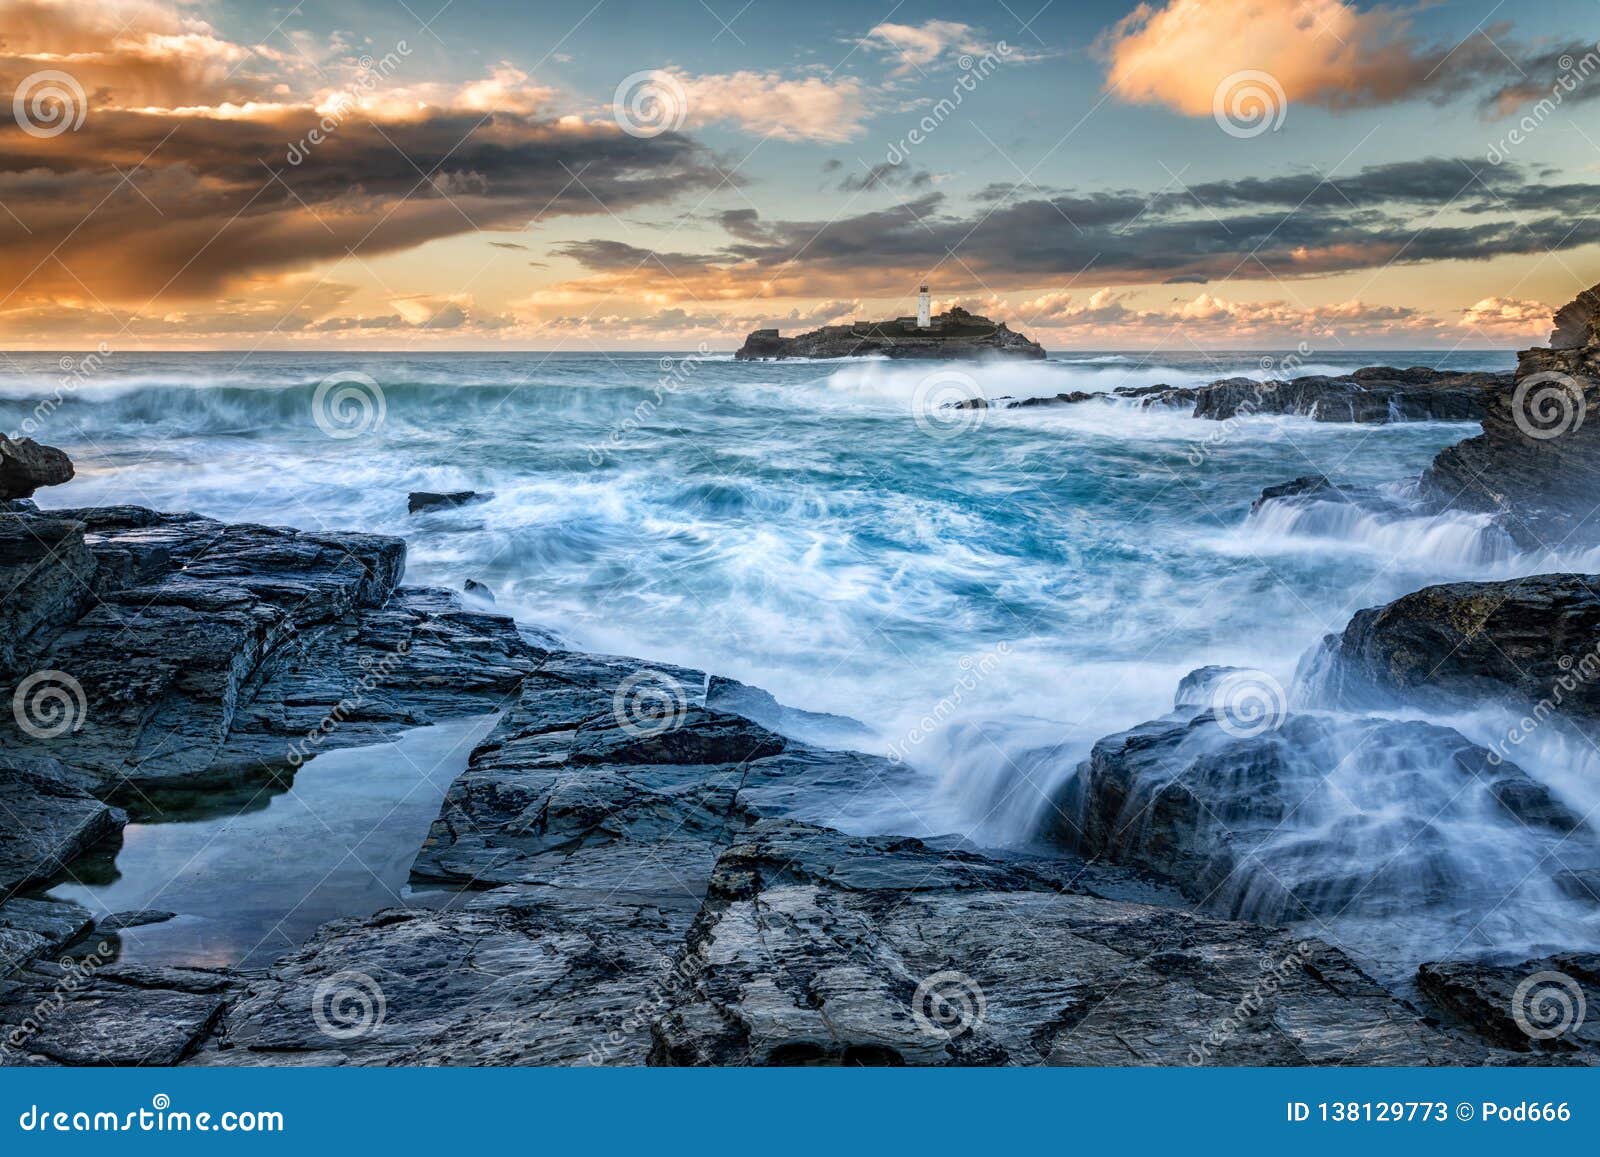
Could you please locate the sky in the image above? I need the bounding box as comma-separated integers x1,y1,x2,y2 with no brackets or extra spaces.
1,0,1599,351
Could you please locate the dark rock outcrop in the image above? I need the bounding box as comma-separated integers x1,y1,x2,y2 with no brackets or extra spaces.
0,435,73,499
1417,955,1600,1055
966,367,1507,422
1312,573,1600,721
0,757,122,900
1423,283,1600,549
735,306,1045,361
408,490,490,514
0,505,540,788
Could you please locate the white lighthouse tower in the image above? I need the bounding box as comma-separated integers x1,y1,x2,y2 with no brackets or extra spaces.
917,283,931,328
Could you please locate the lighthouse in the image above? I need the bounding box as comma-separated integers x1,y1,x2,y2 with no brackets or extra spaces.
917,283,931,328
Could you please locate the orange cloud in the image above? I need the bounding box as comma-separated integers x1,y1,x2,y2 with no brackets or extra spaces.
1101,0,1513,115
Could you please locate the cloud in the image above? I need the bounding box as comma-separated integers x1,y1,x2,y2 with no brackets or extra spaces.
863,21,991,74
0,0,732,319
1459,295,1552,335
691,159,1600,290
1100,0,1591,117
669,69,868,142
837,161,933,192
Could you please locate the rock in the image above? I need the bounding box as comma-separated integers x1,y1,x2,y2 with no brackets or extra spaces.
735,306,1045,361
1312,574,1600,721
1191,368,1507,423
0,896,94,979
463,579,494,603
1422,282,1600,549
1172,665,1245,710
0,756,123,898
0,435,73,499
0,507,541,788
651,820,1482,1066
1417,955,1600,1057
1042,710,1591,927
212,650,1493,1067
953,367,1505,422
408,490,489,514
0,961,229,1066
97,910,178,932
1250,475,1332,515
0,514,96,676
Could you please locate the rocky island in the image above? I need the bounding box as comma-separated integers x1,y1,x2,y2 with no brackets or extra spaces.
735,302,1045,361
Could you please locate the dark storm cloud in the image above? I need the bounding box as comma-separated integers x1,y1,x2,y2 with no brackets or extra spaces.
0,109,731,304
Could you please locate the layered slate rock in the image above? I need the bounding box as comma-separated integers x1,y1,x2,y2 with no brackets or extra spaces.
1423,282,1600,549
0,757,122,900
653,821,1482,1066
1310,573,1600,721
1417,954,1600,1057
0,958,232,1066
1,507,540,787
407,490,490,514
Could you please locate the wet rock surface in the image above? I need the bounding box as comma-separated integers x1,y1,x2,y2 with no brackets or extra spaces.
1314,573,1600,721
1423,282,1600,549
1416,955,1600,1056
0,435,74,500
967,367,1507,422
408,490,489,514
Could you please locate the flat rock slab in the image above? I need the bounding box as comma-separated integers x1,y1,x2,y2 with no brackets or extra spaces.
0,757,123,897
1417,954,1600,1059
653,820,1485,1066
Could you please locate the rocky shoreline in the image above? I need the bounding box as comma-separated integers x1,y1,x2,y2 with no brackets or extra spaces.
3,284,1600,1066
